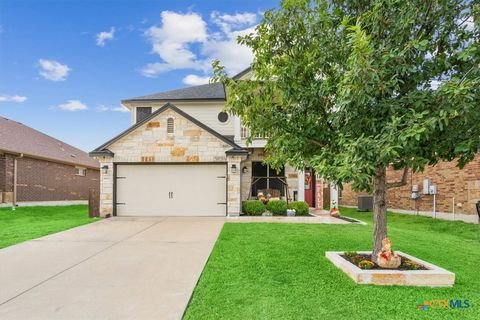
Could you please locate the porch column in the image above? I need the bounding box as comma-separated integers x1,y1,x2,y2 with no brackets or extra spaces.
297,170,305,201
330,183,339,208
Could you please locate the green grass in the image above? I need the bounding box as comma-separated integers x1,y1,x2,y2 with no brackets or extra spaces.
184,207,480,320
0,205,99,248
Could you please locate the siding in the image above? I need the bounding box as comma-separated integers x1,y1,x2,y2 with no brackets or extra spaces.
124,101,235,136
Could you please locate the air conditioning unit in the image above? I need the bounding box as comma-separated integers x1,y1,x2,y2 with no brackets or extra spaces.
357,195,373,212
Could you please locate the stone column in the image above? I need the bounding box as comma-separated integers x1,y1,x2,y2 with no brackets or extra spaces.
97,157,114,217
227,154,247,216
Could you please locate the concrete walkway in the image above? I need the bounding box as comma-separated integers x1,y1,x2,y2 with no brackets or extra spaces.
0,217,225,320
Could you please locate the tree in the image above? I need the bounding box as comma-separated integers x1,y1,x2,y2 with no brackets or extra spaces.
214,0,480,260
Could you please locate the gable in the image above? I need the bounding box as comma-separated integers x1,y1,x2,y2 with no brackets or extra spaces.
95,104,243,163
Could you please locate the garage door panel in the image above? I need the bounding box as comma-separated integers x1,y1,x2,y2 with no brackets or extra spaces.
116,164,226,217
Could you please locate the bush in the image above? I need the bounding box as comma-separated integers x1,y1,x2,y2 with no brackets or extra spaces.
287,201,309,215
266,200,288,215
242,200,265,216
358,260,375,269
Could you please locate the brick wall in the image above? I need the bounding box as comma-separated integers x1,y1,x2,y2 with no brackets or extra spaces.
340,155,480,216
0,156,100,202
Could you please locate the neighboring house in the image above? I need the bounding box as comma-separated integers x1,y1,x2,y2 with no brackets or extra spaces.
339,157,480,223
90,68,324,217
0,117,100,206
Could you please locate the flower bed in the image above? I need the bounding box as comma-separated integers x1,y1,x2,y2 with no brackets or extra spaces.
326,251,455,287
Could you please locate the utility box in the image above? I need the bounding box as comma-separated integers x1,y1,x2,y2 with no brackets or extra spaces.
357,195,373,212
429,185,437,195
423,179,432,194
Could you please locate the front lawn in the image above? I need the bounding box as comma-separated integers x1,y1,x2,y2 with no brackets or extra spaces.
0,205,98,248
184,207,480,320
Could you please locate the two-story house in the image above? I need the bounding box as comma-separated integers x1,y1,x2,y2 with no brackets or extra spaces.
90,68,326,217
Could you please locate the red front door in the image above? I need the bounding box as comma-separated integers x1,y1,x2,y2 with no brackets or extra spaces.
304,169,315,207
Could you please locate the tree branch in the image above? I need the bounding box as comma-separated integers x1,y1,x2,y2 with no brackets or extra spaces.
309,139,325,148
386,167,409,189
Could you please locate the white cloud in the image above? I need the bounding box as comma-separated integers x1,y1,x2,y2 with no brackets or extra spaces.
141,11,207,76
182,74,211,86
38,59,71,81
211,11,258,33
97,104,129,113
58,100,88,111
141,10,258,79
0,94,27,103
96,27,115,47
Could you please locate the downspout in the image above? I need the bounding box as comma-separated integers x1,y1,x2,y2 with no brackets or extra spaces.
12,153,24,210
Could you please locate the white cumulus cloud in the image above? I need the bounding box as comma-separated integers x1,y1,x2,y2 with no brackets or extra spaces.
96,27,115,47
182,74,211,86
58,100,88,111
141,10,258,79
0,94,27,103
38,59,71,81
141,11,207,77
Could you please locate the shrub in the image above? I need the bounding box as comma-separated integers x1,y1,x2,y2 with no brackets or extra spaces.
242,200,265,216
402,259,420,270
266,200,288,215
287,201,309,215
358,260,375,269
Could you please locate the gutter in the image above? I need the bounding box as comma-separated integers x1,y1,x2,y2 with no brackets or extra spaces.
12,153,24,210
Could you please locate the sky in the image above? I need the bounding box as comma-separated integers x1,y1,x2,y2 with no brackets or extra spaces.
0,0,279,152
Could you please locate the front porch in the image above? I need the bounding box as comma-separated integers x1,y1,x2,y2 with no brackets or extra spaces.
239,148,339,210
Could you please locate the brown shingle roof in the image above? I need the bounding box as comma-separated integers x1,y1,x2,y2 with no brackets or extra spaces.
0,117,99,169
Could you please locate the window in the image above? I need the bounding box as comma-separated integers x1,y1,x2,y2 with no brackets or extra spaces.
167,117,174,134
75,167,87,176
218,112,229,123
251,162,285,196
136,107,152,123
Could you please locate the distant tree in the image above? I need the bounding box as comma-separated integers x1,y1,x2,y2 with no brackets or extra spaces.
214,0,480,260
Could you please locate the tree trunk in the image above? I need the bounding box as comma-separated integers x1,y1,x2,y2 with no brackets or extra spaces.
372,166,388,263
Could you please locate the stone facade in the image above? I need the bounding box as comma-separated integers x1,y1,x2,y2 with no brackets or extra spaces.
95,107,242,217
339,155,480,222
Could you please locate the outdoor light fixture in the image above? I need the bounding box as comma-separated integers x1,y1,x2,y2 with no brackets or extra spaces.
231,164,237,173
102,165,109,174
242,166,248,173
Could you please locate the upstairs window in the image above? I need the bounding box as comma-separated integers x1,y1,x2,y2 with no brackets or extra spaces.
75,166,87,176
167,117,174,134
136,107,152,123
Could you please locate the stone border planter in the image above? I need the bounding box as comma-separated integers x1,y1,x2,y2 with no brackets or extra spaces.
326,251,455,287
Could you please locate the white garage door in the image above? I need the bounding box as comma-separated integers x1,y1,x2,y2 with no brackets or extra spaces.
116,164,227,216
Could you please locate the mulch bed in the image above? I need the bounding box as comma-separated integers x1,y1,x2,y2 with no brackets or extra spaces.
340,253,428,271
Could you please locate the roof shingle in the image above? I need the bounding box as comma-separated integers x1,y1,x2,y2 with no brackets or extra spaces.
122,83,226,102
0,117,99,168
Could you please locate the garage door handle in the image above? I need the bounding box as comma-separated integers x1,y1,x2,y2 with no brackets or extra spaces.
217,202,227,205
169,192,174,199
217,176,226,178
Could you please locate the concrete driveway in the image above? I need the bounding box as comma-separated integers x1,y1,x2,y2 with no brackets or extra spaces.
0,217,225,320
